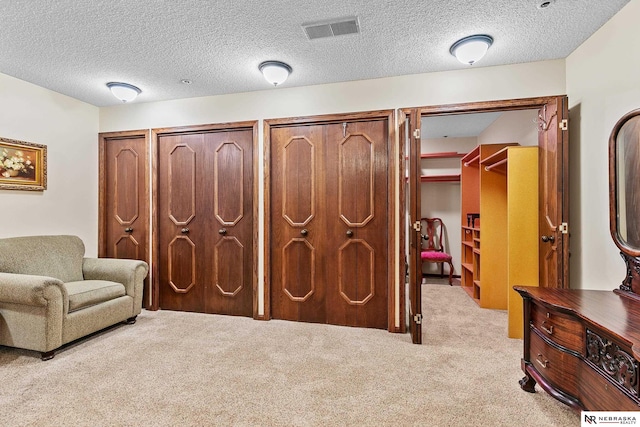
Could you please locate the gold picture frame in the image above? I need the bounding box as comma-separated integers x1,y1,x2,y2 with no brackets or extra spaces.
0,137,47,191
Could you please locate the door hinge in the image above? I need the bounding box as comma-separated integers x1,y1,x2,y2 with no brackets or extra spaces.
413,129,421,139
413,313,423,325
413,221,421,232
559,119,568,131
559,223,569,234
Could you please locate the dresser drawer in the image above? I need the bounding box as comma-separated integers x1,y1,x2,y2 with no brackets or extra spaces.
580,363,640,411
531,302,583,354
530,331,580,398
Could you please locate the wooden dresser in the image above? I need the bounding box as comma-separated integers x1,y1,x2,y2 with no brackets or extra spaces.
515,286,640,411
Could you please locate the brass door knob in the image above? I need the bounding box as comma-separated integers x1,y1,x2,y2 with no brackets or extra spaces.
300,229,308,236
181,228,189,234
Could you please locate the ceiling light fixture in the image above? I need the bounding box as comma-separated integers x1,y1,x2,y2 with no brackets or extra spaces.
449,35,493,66
258,61,292,86
106,82,141,103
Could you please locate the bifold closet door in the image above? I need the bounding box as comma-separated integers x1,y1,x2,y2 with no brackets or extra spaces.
157,129,253,316
270,119,388,329
99,131,150,305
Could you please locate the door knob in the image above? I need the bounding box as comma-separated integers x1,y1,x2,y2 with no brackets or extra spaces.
346,230,354,237
300,229,308,236
541,235,555,243
181,228,190,234
219,228,227,235
124,227,133,233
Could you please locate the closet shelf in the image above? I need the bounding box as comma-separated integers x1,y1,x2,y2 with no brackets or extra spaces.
421,152,466,159
420,174,461,183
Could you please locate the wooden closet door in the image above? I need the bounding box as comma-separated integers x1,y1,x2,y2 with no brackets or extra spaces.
324,120,389,329
99,131,149,304
270,124,327,323
269,118,389,329
157,129,253,316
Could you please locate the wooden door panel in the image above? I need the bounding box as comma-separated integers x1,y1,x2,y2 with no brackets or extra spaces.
538,97,569,288
271,125,326,323
114,235,140,260
113,148,140,226
214,142,244,225
103,136,148,260
326,120,388,329
167,144,196,225
100,132,149,306
159,134,207,313
283,136,315,226
339,133,374,226
206,129,254,316
214,237,244,296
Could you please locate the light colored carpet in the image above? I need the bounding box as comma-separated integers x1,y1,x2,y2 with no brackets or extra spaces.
0,284,578,426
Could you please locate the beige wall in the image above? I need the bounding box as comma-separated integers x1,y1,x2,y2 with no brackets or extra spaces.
566,0,640,290
477,110,539,147
0,73,99,255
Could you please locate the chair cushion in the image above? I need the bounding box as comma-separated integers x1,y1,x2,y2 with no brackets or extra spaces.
65,280,126,313
421,250,452,262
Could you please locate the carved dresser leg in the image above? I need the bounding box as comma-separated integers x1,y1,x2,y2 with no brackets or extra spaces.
519,374,536,393
125,316,137,325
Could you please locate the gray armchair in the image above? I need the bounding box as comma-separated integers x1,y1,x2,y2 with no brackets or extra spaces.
0,235,148,360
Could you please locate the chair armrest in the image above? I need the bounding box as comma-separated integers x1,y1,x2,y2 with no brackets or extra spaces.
82,258,149,298
0,272,66,307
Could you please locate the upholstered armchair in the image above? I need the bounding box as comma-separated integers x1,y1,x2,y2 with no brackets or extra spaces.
0,235,148,360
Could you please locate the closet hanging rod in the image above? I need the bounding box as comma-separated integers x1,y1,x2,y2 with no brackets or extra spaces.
484,158,508,172
463,154,480,167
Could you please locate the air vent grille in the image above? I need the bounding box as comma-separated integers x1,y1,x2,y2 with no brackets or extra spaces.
303,17,360,40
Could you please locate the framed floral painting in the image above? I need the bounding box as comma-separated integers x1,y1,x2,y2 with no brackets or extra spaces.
0,137,47,191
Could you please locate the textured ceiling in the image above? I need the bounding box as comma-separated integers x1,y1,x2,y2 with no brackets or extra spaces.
0,0,629,107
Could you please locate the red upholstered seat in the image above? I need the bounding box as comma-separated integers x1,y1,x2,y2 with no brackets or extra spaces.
421,250,452,262
420,217,454,285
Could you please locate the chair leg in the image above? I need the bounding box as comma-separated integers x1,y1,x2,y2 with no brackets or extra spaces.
125,316,137,325
41,350,55,361
447,261,454,286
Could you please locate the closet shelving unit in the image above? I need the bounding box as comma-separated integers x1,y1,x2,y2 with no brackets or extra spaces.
418,152,466,182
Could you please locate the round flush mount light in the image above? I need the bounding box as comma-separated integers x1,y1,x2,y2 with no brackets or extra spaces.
106,82,141,103
537,0,556,9
449,34,494,66
258,61,292,86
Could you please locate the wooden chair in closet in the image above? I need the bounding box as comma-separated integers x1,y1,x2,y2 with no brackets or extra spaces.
420,217,454,285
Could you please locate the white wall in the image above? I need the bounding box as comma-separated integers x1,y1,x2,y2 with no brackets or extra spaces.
477,110,539,147
566,0,640,290
0,73,99,255
99,59,565,320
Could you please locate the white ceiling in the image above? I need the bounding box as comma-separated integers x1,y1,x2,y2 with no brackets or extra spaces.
0,0,629,107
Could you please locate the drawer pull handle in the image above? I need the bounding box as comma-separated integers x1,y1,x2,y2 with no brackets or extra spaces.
540,321,554,335
536,353,549,369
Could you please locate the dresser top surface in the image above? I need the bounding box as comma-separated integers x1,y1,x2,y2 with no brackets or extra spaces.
514,286,640,358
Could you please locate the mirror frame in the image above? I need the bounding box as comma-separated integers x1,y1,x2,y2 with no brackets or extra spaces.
609,108,640,294
609,108,640,257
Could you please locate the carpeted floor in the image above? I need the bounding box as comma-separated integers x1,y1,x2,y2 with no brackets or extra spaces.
0,284,578,426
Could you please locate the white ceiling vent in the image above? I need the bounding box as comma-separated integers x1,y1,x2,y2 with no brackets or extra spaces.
302,17,360,40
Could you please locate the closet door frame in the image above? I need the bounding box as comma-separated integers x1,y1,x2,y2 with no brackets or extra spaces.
151,121,259,315
400,95,570,341
264,110,398,331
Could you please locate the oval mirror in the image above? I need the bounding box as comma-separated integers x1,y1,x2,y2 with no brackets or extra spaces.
610,109,640,257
